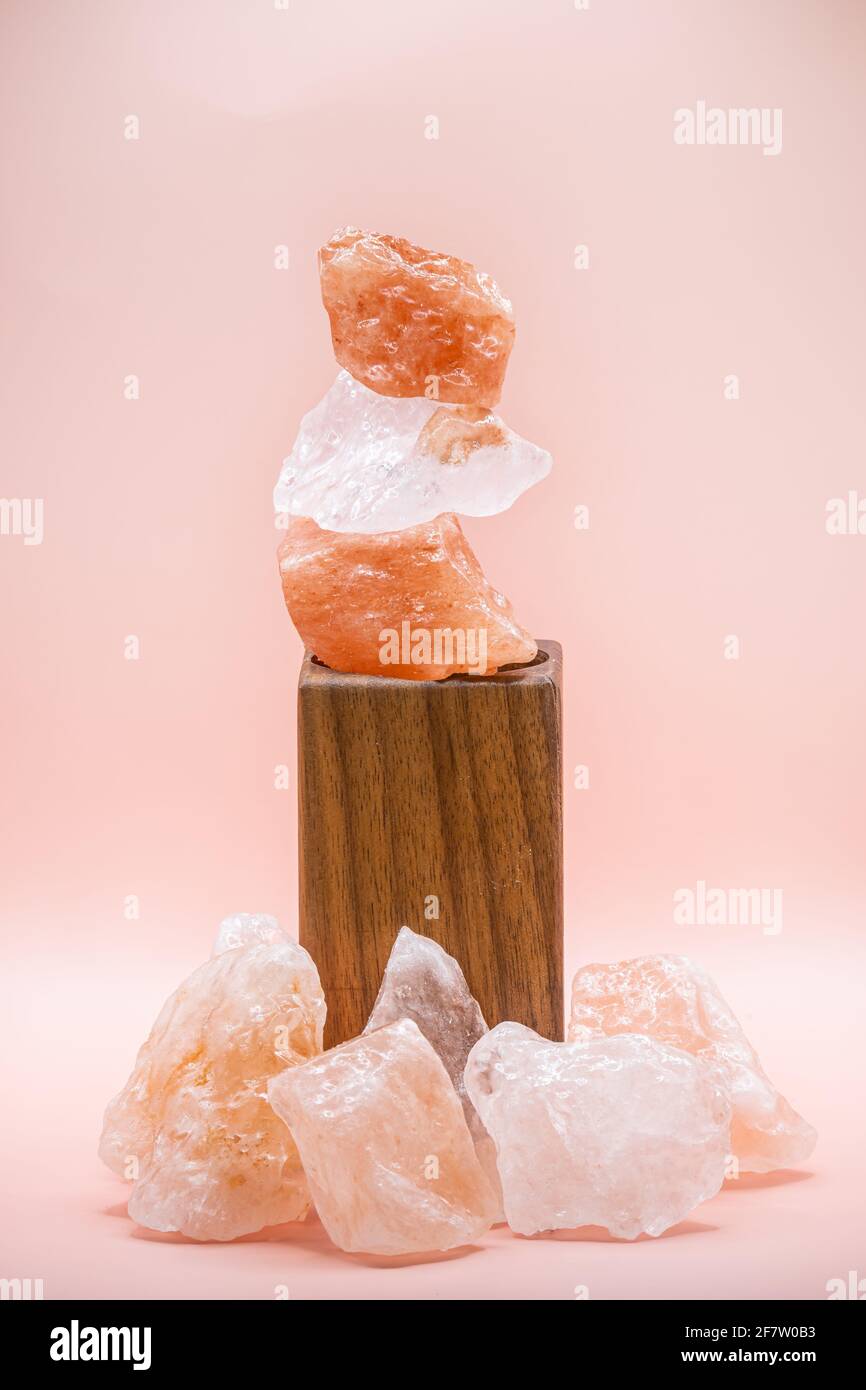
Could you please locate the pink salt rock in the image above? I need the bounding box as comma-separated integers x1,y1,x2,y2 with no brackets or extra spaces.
268,1018,498,1255
364,927,501,1208
465,1024,730,1240
319,227,516,406
211,912,286,956
278,513,536,680
99,940,325,1241
568,955,816,1173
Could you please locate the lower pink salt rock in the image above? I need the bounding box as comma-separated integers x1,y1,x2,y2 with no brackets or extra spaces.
268,1018,499,1255
568,954,817,1173
278,513,536,680
465,1024,731,1240
99,936,325,1241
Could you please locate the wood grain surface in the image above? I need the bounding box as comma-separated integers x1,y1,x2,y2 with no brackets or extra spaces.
298,642,563,1047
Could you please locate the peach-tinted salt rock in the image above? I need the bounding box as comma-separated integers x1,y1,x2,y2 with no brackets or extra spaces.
363,928,501,1211
568,955,817,1173
99,939,325,1241
268,1018,499,1255
278,513,536,680
319,227,515,406
465,1024,730,1240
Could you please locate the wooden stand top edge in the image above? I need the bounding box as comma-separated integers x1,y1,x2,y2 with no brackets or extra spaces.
299,639,562,691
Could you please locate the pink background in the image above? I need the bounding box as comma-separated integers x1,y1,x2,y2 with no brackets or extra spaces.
2,0,864,1299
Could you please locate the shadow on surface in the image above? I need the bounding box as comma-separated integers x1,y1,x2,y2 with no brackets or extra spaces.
109,1208,483,1266
115,1212,323,1246
723,1168,815,1191
521,1219,717,1244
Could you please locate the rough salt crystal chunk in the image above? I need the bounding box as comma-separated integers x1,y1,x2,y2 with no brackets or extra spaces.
268,1018,498,1255
99,938,325,1241
211,912,287,956
319,227,515,405
364,928,500,1206
465,1024,730,1240
278,513,536,680
568,955,816,1173
365,928,486,1124
273,371,551,534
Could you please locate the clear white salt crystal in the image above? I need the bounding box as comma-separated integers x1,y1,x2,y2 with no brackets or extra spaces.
465,1024,731,1240
274,370,552,534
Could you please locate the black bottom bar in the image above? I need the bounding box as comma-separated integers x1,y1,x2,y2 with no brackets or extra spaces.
8,1298,863,1373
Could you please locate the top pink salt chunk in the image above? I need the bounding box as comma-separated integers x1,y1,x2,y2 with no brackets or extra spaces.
319,227,516,406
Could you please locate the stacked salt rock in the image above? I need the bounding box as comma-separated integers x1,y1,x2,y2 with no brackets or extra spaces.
100,923,816,1251
274,228,550,680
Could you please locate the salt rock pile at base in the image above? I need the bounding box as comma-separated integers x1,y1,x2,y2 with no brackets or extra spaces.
568,954,817,1173
278,513,536,680
268,1018,499,1256
101,924,815,1251
276,227,545,680
99,916,325,1242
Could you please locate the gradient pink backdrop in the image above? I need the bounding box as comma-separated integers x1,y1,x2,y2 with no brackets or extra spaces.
2,0,864,1299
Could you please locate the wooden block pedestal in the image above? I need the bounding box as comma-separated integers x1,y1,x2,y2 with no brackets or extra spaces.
298,641,563,1048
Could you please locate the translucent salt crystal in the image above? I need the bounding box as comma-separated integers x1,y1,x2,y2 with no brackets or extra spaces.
268,1018,498,1255
273,371,551,534
319,227,515,405
278,513,536,680
99,939,325,1241
465,1024,730,1240
568,955,816,1173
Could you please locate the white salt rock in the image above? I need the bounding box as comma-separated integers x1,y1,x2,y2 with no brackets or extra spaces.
273,370,551,533
465,1024,730,1240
